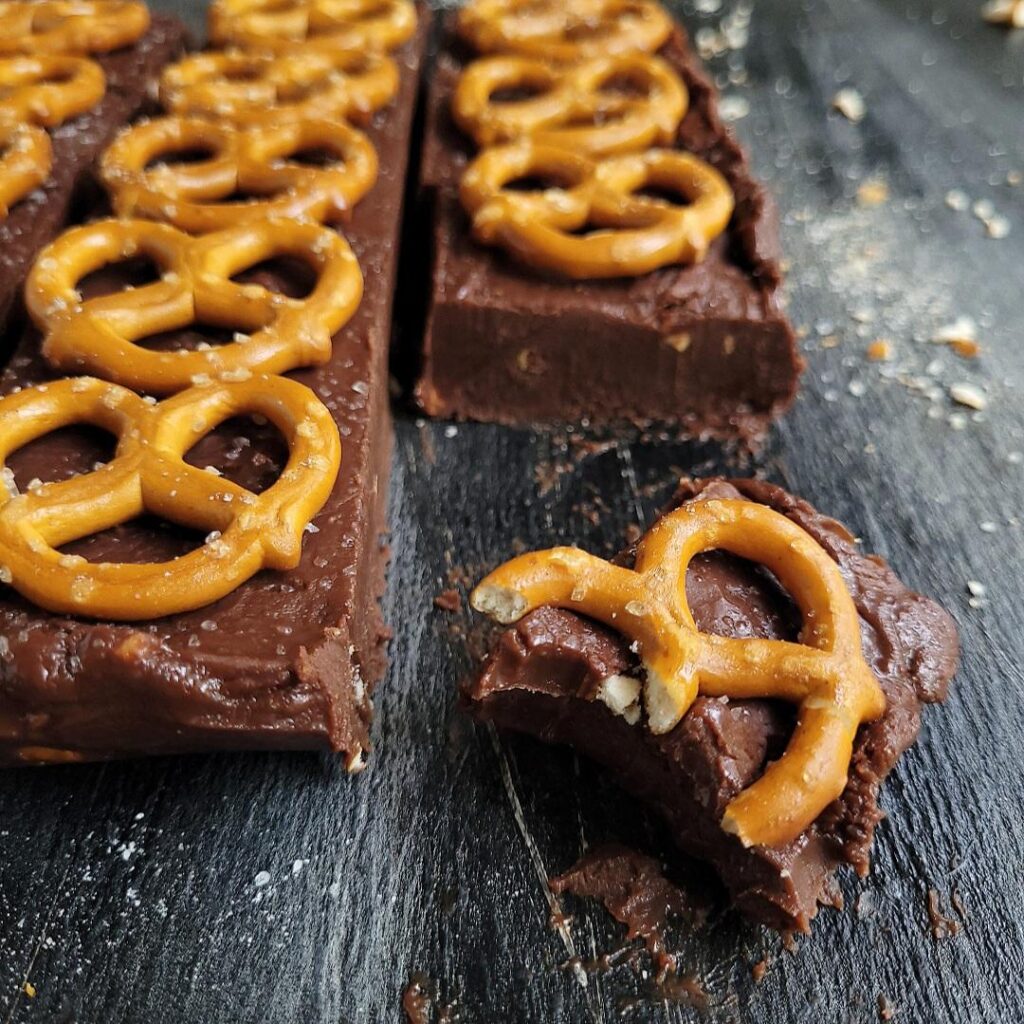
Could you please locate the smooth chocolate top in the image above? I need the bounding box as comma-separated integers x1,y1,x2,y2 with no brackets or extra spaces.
467,478,959,929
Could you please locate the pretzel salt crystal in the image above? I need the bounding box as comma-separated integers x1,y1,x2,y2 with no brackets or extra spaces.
208,0,417,54
0,0,150,55
471,497,887,849
0,55,105,127
0,122,51,216
0,374,339,620
160,47,399,127
461,141,733,279
26,218,362,394
102,116,379,231
453,53,687,156
457,0,672,60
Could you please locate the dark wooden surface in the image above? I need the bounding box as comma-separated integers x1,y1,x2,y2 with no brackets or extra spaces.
1,0,1022,1020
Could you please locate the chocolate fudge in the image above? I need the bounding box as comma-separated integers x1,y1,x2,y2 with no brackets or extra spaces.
0,15,189,346
416,22,802,434
0,18,428,765
466,479,959,931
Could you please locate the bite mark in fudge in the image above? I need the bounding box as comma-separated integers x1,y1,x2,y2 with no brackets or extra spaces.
0,15,428,765
415,16,802,433
465,479,959,930
0,15,189,345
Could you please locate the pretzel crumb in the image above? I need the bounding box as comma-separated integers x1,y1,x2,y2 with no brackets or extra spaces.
832,88,866,122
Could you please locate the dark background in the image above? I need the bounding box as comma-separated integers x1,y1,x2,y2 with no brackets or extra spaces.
1,0,1022,1020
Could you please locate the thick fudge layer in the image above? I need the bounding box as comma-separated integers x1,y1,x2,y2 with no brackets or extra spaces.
0,18,428,766
0,15,189,345
466,479,959,931
416,24,802,433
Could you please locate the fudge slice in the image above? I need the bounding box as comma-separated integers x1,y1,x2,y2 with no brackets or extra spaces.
0,17,428,766
415,21,802,434
466,479,959,930
0,14,189,346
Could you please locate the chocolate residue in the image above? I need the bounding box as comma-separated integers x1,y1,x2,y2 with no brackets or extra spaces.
878,994,896,1021
551,844,709,1011
926,889,962,939
751,957,769,983
402,973,457,1024
434,588,462,612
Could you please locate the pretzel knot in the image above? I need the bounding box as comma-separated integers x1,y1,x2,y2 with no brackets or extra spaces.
26,218,363,394
101,116,379,232
471,498,887,849
0,374,340,620
460,141,733,279
208,0,417,54
160,47,399,127
0,121,51,217
0,1,150,55
457,0,671,60
0,55,105,127
453,53,687,156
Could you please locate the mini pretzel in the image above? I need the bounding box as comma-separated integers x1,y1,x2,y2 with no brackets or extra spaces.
457,0,671,60
102,116,378,232
0,121,51,216
26,217,363,394
208,0,417,54
461,141,733,279
0,1,149,55
454,53,686,156
0,55,105,127
471,498,887,849
160,46,399,126
0,374,340,620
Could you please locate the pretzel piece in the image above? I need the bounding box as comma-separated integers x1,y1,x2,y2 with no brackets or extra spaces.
0,374,340,619
457,0,671,60
209,0,417,54
454,53,687,156
0,121,51,216
0,1,149,55
0,55,105,127
471,498,887,849
102,116,378,231
160,47,399,126
461,141,734,278
26,218,363,394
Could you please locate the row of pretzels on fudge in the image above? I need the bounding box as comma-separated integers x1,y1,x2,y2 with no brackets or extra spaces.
0,0,418,619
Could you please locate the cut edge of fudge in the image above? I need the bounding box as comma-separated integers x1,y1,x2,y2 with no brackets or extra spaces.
413,20,803,434
464,478,959,931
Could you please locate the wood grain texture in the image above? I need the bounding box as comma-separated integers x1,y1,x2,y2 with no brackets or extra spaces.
0,0,1021,1020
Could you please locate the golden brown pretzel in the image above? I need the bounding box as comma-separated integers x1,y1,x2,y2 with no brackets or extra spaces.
460,141,733,278
453,52,687,156
471,497,888,849
26,218,363,394
0,121,51,216
0,0,149,55
101,116,379,231
0,55,105,127
457,0,672,60
160,46,399,126
208,0,417,53
0,374,340,620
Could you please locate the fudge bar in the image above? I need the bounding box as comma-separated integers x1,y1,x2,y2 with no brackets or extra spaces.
466,479,959,930
416,18,802,433
0,15,189,345
0,16,428,765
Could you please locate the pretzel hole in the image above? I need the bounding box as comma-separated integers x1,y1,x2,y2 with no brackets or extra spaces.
633,184,694,207
58,516,206,565
503,171,577,193
76,256,162,300
489,82,550,104
132,321,242,353
184,414,287,494
283,146,344,169
143,145,220,170
595,72,653,99
6,425,117,491
231,256,318,300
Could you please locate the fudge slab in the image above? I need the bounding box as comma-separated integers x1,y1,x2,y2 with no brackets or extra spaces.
0,17,428,766
416,24,802,433
0,15,189,345
466,478,959,931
